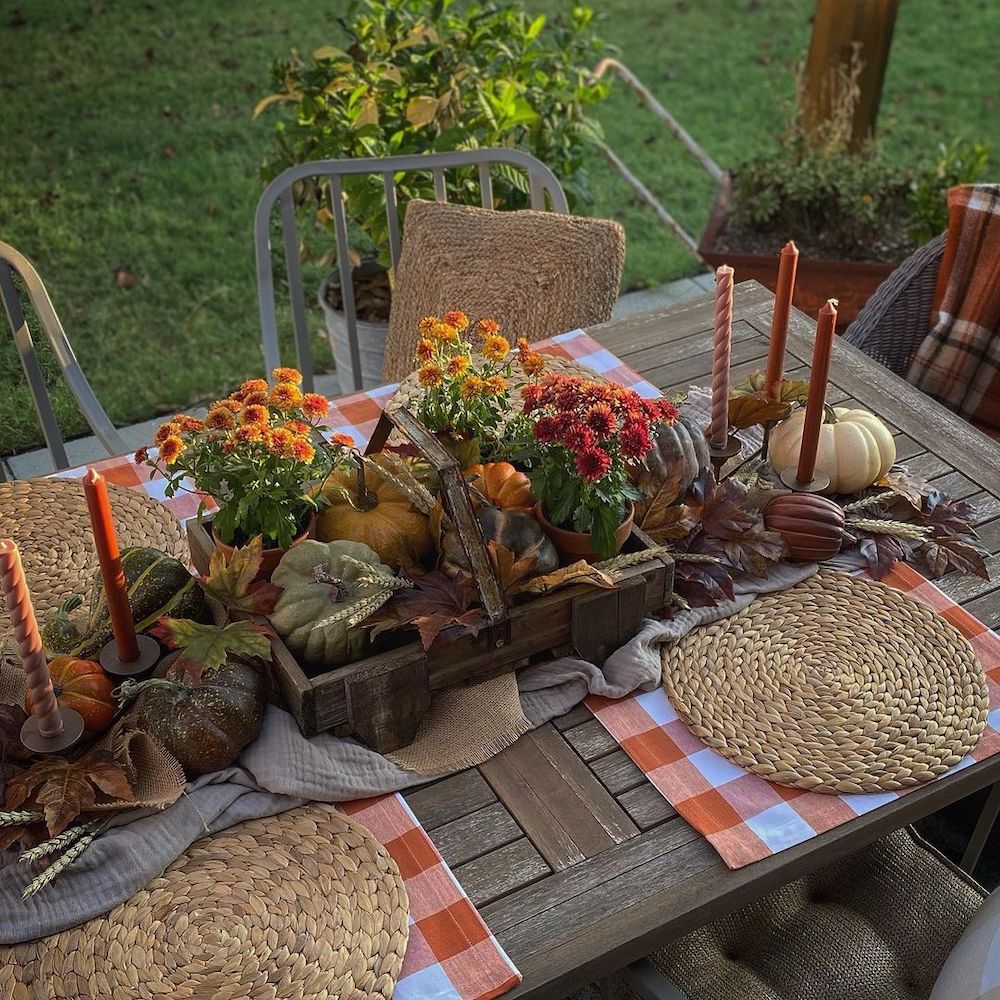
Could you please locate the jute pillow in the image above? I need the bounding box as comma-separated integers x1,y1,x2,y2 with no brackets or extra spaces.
384,199,625,380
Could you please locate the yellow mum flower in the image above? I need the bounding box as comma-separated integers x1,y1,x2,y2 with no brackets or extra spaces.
432,321,458,343
290,437,315,463
270,381,304,410
477,318,500,338
418,316,439,337
485,374,507,396
154,422,179,445
443,310,470,333
241,403,269,427
205,406,235,431
482,334,510,362
418,363,443,388
272,366,303,385
235,424,263,444
269,426,296,457
415,338,435,362
159,435,185,465
446,355,470,377
459,375,486,400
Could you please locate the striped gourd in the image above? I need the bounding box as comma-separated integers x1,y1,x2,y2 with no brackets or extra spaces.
42,548,209,659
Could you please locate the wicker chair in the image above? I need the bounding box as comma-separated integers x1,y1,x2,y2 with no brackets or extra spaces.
841,233,946,378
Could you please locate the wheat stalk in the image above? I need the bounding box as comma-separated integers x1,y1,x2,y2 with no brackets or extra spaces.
364,454,441,519
847,516,931,540
20,824,89,863
0,810,43,828
842,493,891,514
593,547,672,573
673,553,723,563
22,830,96,899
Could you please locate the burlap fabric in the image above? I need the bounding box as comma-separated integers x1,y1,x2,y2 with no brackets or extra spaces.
662,571,989,794
384,199,625,380
0,804,408,1000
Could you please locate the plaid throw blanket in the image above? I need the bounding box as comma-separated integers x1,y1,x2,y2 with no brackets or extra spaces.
907,184,1000,433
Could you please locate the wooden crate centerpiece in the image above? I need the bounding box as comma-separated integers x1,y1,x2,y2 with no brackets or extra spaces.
187,407,673,753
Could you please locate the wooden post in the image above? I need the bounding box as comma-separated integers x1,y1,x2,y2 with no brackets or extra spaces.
800,0,900,150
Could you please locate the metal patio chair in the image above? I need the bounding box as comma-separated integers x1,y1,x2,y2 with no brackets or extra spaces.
254,149,569,394
1,242,126,472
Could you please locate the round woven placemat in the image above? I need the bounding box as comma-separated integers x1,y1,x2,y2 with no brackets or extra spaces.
0,477,187,620
0,804,409,1000
662,571,990,794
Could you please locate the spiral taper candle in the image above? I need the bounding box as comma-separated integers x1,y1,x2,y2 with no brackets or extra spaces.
709,264,734,449
0,539,84,752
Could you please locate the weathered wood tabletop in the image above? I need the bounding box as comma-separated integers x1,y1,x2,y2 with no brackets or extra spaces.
403,281,1000,998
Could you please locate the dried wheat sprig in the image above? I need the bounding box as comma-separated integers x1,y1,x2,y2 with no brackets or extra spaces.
365,454,440,519
22,830,96,898
847,517,931,541
312,588,398,630
673,553,723,563
20,824,89,863
0,810,43,828
339,556,412,593
593,547,672,574
842,492,891,514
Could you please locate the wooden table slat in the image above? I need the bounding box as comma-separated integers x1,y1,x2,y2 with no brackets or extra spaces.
453,837,551,908
431,801,523,869
404,769,495,831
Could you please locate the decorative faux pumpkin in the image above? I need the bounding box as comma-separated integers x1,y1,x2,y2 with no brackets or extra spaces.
464,463,534,511
763,493,846,562
128,652,266,776
269,540,395,669
440,505,559,577
316,454,433,570
768,407,895,494
634,413,711,511
25,655,115,736
42,547,208,659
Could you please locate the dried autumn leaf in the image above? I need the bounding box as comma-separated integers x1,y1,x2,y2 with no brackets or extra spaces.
918,497,979,537
486,541,538,594
727,394,790,430
201,535,281,615
875,467,943,512
918,536,990,579
510,560,616,596
366,571,481,651
0,704,30,794
858,534,913,580
149,618,274,683
731,371,810,404
673,559,735,609
5,751,134,837
640,501,700,544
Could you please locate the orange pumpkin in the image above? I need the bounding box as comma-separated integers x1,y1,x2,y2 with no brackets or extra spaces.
25,655,116,736
465,462,534,511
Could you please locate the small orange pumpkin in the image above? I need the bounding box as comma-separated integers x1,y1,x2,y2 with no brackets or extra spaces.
465,462,534,511
25,655,116,736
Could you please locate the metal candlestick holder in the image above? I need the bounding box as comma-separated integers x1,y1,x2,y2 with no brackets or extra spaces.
778,467,831,494
20,706,86,755
99,633,161,678
708,435,743,481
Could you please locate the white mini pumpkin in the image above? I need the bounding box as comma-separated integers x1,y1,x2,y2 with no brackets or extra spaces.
769,407,895,494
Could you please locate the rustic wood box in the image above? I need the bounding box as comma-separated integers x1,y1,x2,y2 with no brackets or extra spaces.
187,408,674,753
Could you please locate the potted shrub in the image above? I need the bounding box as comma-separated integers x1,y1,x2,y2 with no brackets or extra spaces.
255,0,609,390
699,61,989,326
136,367,354,576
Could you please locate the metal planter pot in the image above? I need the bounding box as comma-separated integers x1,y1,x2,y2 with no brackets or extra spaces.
317,273,389,395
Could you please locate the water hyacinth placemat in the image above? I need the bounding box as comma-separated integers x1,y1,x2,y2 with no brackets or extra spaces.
586,562,1000,868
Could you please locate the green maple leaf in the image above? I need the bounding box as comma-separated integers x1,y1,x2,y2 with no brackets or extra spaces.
150,618,274,682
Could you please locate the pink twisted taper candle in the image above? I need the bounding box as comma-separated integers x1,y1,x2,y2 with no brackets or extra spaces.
0,539,63,737
709,264,734,449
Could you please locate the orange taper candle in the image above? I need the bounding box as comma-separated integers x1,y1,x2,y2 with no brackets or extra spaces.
709,264,735,450
0,539,63,737
796,300,838,484
765,240,799,400
82,468,140,662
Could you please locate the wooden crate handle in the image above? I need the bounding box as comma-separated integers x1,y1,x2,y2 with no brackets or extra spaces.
365,407,511,648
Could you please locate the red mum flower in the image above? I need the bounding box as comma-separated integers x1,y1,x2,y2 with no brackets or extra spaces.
620,419,653,460
533,416,560,443
562,423,596,452
585,403,616,438
646,397,680,424
575,447,611,483
521,383,544,412
302,393,329,420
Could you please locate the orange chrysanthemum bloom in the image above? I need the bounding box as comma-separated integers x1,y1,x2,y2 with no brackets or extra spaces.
459,375,486,400
418,363,443,388
478,318,500,338
519,350,545,376
154,422,179,445
233,378,268,401
235,424,263,444
205,406,236,431
446,355,470,377
331,432,355,449
270,381,304,410
485,374,507,396
415,338,435,362
301,393,329,420
272,366,302,385
221,439,236,455
443,310,469,333
418,316,438,337
431,320,458,343
159,435,185,465
241,403,269,426
290,437,315,463
242,389,270,407
173,415,204,433
217,397,243,412
285,419,310,435
482,334,510,362
269,426,295,457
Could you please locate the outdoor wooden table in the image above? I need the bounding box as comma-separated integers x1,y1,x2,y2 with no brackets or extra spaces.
401,280,1000,998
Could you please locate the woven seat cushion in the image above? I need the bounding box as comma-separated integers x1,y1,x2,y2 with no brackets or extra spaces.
383,199,625,381
570,830,983,1000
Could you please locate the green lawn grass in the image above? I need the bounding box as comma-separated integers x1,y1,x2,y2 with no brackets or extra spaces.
1,0,997,455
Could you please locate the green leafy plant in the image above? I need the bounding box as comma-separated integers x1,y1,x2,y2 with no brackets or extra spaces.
256,0,609,275
908,138,991,244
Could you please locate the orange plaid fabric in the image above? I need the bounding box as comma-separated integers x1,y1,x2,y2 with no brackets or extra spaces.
908,184,1000,432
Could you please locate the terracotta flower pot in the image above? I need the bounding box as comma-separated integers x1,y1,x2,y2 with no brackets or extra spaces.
212,514,316,581
534,503,634,564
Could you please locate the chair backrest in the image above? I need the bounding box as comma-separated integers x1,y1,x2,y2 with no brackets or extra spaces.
253,149,568,393
842,233,946,378
0,242,126,470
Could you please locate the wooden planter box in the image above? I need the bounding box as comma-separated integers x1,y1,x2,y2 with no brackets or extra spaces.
699,172,895,329
187,409,674,753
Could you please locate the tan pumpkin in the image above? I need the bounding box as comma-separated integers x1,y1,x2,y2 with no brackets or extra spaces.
316,454,433,570
465,462,534,511
763,493,846,562
768,407,895,494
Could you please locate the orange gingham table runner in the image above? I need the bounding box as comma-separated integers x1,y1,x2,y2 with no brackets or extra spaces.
587,561,1000,869
46,330,654,1000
